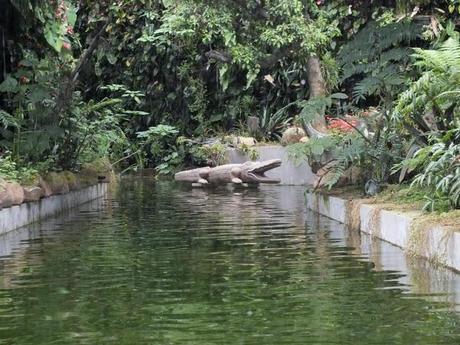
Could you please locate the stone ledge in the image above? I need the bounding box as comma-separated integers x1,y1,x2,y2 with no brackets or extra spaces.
306,192,460,272
0,183,108,236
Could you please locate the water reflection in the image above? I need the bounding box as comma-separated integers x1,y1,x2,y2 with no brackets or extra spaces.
0,180,458,344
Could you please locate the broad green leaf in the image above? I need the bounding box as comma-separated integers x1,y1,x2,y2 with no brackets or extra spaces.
330,93,349,100
0,76,19,93
27,86,50,104
311,143,325,156
44,22,63,52
219,64,229,91
106,53,117,65
66,2,77,27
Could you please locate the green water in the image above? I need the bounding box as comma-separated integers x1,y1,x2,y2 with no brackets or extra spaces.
0,180,459,344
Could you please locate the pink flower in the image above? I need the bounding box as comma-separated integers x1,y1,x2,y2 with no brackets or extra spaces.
62,42,71,50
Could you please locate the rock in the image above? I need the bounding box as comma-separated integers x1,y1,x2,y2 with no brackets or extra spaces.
365,179,380,196
61,171,79,190
247,116,260,136
80,158,114,184
0,179,24,207
78,170,98,187
44,172,69,195
299,136,310,143
281,127,307,145
23,186,43,202
228,136,257,147
0,178,13,209
38,176,53,197
347,166,362,185
7,181,24,205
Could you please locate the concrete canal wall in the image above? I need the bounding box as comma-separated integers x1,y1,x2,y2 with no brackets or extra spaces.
306,193,460,272
0,183,108,236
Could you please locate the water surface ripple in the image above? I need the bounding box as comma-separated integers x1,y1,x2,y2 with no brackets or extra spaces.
0,180,459,344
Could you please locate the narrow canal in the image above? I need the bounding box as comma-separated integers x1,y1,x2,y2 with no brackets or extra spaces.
0,179,459,344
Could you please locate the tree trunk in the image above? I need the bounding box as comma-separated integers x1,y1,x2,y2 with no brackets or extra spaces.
395,0,410,15
306,56,327,132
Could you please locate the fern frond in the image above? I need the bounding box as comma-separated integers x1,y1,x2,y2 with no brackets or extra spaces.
413,38,460,72
339,19,423,103
297,96,332,124
0,110,20,129
352,77,381,101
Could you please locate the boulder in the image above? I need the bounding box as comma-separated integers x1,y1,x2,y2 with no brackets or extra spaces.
226,136,257,147
80,158,114,184
77,172,99,187
23,186,43,202
0,178,13,209
43,172,69,195
38,176,53,197
281,127,307,145
299,136,310,143
7,181,24,205
247,116,260,136
61,171,79,190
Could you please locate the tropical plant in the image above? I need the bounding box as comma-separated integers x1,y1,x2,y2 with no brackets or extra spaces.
257,104,292,141
0,153,41,184
79,0,346,139
339,18,424,105
398,131,460,211
190,143,228,167
394,35,460,144
289,107,402,190
136,124,181,175
387,33,460,210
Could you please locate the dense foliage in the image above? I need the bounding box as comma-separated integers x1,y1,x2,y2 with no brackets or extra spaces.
2,0,460,210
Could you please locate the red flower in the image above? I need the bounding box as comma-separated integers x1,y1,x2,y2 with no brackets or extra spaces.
66,26,74,35
327,118,357,133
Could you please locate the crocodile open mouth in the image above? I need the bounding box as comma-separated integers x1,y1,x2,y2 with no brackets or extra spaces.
246,159,281,183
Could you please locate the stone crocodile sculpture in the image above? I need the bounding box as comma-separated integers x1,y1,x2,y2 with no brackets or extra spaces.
174,159,282,186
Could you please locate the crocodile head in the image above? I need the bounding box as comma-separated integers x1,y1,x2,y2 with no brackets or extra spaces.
240,159,282,183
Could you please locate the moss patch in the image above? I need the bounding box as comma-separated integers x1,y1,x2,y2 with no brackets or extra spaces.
82,157,112,173
44,172,69,194
61,171,78,190
80,158,115,183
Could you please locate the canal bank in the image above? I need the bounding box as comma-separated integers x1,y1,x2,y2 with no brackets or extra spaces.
306,192,460,272
226,144,460,273
0,183,108,235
